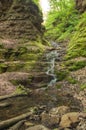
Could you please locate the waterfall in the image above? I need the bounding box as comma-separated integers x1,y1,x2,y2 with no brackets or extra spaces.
46,42,59,87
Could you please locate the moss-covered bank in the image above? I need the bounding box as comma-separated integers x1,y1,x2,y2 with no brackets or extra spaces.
66,12,86,59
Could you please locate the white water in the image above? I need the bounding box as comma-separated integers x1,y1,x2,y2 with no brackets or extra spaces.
46,42,59,87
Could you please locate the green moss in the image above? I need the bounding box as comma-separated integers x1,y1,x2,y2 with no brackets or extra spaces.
56,84,62,89
19,53,40,61
0,63,8,73
7,63,24,72
5,61,36,72
0,43,4,49
66,76,78,84
65,60,86,71
80,83,86,90
14,84,27,94
0,38,47,73
3,48,17,60
55,70,69,81
10,77,32,86
0,49,6,59
22,61,36,71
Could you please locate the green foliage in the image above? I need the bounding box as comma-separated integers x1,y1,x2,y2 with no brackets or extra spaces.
66,12,86,59
65,60,86,71
45,0,79,42
80,83,86,90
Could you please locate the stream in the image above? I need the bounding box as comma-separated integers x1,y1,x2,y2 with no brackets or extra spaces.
46,41,59,87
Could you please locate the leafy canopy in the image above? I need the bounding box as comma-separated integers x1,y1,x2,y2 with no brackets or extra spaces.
45,0,79,42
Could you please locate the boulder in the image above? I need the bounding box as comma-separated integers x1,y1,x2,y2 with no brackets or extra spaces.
60,112,80,128
49,106,70,116
41,111,60,127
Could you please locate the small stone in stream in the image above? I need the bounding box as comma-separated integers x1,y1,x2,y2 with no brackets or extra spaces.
49,106,70,116
26,125,50,130
41,111,60,127
60,112,80,128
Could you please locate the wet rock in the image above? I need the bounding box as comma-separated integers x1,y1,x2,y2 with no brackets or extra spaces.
0,102,11,108
49,106,70,116
76,118,86,130
26,125,50,130
60,112,80,128
24,121,34,127
64,128,71,130
41,111,60,127
41,106,70,127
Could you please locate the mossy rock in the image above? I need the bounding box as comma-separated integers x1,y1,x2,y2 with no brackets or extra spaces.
2,61,35,72
3,48,18,60
10,77,33,86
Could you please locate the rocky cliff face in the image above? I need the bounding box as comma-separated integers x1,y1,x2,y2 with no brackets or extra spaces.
75,0,86,12
0,0,43,39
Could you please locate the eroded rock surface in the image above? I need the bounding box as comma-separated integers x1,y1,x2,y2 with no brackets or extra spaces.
0,0,43,39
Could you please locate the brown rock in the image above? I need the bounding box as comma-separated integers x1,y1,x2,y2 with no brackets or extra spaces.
41,111,60,127
0,0,43,40
26,125,50,130
60,112,80,128
75,0,86,12
24,122,34,127
49,106,70,116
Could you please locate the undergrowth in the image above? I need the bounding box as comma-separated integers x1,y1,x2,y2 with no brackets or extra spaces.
66,12,86,59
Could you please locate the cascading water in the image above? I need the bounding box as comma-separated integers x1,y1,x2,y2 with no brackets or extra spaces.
46,41,59,87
